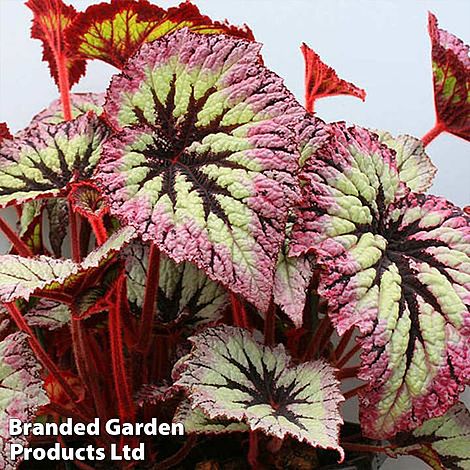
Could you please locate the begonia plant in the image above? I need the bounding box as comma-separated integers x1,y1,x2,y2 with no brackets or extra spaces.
0,1,468,469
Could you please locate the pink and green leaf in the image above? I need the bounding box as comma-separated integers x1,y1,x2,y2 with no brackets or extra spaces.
97,30,304,311
0,226,135,303
29,93,105,127
376,131,437,193
301,43,366,113
428,12,470,142
290,123,470,439
0,332,49,470
174,325,344,458
125,242,227,326
392,402,470,470
0,113,109,208
67,0,254,69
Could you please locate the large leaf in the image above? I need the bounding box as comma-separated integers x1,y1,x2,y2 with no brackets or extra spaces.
67,0,254,69
376,131,437,193
29,93,105,127
290,123,470,438
0,113,109,208
0,226,135,303
0,332,49,470
428,13,470,142
26,0,86,88
174,325,344,458
393,402,470,470
301,43,366,113
125,242,227,326
97,29,304,311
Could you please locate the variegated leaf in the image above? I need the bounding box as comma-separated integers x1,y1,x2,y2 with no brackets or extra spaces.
428,13,470,142
175,325,344,458
125,242,227,326
67,0,254,69
0,332,49,470
174,400,248,435
24,299,70,330
0,113,109,208
97,29,304,311
377,131,437,193
0,226,135,303
30,93,105,127
393,402,470,470
290,123,470,439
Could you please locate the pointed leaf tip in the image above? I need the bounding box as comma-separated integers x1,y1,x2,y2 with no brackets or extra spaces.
428,12,470,142
97,30,304,312
301,43,366,113
175,325,345,459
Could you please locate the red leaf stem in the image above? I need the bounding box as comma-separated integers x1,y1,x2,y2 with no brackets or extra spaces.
421,121,446,146
337,366,360,380
89,216,108,246
248,430,260,468
334,327,354,359
0,215,33,257
343,383,368,400
302,314,332,361
336,342,361,368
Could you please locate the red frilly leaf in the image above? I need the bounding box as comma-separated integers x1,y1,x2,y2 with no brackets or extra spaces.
428,12,470,142
67,0,255,69
26,0,86,88
0,123,12,144
301,43,366,113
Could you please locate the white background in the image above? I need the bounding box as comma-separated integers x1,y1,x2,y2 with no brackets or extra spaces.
1,1,469,469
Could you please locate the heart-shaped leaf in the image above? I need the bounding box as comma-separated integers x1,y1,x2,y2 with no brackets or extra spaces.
290,123,470,439
175,325,344,458
125,242,227,327
97,30,304,311
0,226,135,303
0,331,49,470
26,0,86,88
0,113,109,208
301,43,366,113
67,0,254,69
428,13,470,142
392,402,470,470
376,131,437,193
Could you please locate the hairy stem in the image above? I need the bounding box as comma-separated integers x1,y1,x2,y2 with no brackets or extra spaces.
109,277,135,424
6,302,81,406
137,243,160,353
0,215,33,257
89,217,108,246
334,327,354,359
54,51,72,121
230,293,249,329
421,121,445,146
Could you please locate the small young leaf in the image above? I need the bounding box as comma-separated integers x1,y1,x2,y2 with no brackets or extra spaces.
174,400,249,435
0,226,135,303
0,123,12,144
97,30,304,311
290,123,470,439
67,0,254,69
26,0,86,88
376,131,437,192
69,181,108,220
301,43,366,113
393,402,470,470
125,242,227,326
30,93,105,127
0,113,109,208
0,332,49,470
428,13,470,142
175,325,344,458
45,198,69,258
